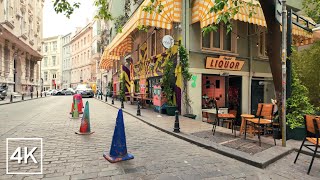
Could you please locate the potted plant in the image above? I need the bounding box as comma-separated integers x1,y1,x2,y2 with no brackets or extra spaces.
286,72,315,140
161,57,177,116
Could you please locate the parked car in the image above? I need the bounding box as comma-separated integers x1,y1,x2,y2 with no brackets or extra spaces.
51,89,59,95
61,88,75,95
75,84,94,98
43,89,53,95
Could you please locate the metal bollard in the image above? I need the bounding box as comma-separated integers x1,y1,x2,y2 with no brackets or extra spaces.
37,91,39,98
22,94,24,101
10,95,13,103
137,100,141,116
40,91,42,97
105,94,107,102
112,96,114,105
173,110,180,133
121,97,124,109
31,93,33,99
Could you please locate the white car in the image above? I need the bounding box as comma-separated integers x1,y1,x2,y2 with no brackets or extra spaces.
42,89,53,95
75,84,94,98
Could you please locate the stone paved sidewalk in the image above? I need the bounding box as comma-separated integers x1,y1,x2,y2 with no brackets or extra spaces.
0,94,48,105
95,96,320,177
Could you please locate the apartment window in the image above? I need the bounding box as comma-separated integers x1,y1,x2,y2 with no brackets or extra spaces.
52,56,56,66
81,40,83,47
201,23,235,52
53,41,57,51
258,31,267,57
53,73,56,78
44,57,47,67
84,52,86,62
150,32,156,56
44,72,48,81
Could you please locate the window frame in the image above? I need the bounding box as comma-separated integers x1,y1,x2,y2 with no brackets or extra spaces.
150,31,156,57
258,30,268,58
201,23,237,54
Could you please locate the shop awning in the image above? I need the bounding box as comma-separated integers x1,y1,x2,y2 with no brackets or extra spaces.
100,0,181,69
109,36,134,56
191,0,314,38
99,50,120,69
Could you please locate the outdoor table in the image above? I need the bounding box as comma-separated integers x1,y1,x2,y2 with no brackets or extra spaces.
202,109,236,137
240,114,255,136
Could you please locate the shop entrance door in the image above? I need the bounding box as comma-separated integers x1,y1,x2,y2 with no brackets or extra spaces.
251,80,264,115
228,76,242,119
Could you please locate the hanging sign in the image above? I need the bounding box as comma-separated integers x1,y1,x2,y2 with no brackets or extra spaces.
162,35,174,49
205,56,244,71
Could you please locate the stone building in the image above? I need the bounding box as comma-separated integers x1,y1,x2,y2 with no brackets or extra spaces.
41,36,62,90
62,33,72,88
70,23,96,88
0,0,44,94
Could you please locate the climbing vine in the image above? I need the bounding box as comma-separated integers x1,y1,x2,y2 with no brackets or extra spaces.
179,45,192,114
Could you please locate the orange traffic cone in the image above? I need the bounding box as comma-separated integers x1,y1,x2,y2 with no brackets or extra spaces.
75,101,94,135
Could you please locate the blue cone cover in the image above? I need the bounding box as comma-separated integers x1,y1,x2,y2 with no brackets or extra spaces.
109,109,128,157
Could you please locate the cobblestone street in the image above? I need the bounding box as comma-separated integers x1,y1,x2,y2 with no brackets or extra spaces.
0,96,319,180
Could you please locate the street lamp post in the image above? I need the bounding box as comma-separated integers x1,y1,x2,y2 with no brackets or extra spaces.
281,0,287,147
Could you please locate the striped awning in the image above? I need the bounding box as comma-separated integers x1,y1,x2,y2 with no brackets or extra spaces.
191,0,314,38
99,51,120,69
109,36,134,56
99,0,181,69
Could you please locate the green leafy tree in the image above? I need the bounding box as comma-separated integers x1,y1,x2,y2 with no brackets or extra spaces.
291,41,320,107
302,0,320,24
286,71,315,129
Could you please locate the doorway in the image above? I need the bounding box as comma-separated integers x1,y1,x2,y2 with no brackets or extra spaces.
228,76,242,118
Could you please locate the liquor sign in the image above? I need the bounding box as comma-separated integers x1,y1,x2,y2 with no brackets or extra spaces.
205,56,244,71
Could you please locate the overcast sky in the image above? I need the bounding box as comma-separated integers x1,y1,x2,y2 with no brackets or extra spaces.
43,0,97,38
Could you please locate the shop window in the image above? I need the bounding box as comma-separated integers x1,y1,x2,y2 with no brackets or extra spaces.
201,23,236,52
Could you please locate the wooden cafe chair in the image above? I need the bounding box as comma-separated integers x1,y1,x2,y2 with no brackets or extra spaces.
294,115,320,174
244,103,276,146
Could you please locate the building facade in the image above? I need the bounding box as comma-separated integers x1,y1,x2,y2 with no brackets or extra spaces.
91,20,102,92
70,23,95,88
62,33,72,88
41,36,62,90
99,0,314,120
0,0,44,94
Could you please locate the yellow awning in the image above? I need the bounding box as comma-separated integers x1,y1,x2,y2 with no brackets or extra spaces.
99,0,182,69
99,50,120,69
191,0,314,38
110,36,134,56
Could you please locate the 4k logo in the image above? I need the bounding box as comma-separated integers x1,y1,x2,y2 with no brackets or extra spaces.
6,138,43,174
10,147,38,164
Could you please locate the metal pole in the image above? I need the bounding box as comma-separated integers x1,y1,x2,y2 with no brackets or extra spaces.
286,9,292,99
281,0,287,147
